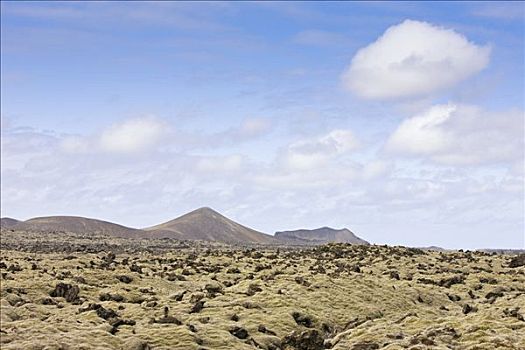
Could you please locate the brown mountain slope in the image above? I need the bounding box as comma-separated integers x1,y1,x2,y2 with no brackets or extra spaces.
145,207,278,244
275,227,369,245
9,216,144,238
1,217,20,228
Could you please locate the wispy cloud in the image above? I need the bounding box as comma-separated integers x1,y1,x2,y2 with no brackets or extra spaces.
471,2,525,20
59,116,273,156
217,118,274,143
1,2,235,32
281,129,359,170
61,116,169,155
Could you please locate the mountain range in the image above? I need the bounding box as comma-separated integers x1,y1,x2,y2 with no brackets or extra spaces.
1,207,369,245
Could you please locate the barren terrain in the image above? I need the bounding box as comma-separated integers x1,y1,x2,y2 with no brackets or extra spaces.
1,229,524,350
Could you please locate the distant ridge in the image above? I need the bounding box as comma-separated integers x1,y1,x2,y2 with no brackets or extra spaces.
1,217,20,228
145,207,278,244
275,227,369,245
418,246,446,252
4,216,143,238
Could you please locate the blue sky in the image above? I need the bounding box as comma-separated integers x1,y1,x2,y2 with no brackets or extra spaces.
1,1,524,248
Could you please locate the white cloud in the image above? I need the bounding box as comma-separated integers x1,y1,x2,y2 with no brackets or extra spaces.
59,116,273,156
60,116,169,155
99,116,167,153
386,104,455,155
386,104,524,165
342,19,491,99
169,117,272,150
282,129,359,170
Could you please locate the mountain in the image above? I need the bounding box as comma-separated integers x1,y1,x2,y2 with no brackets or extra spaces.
145,207,278,244
274,227,369,245
1,217,20,228
6,216,144,238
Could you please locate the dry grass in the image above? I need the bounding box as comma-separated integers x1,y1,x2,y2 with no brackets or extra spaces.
1,229,524,350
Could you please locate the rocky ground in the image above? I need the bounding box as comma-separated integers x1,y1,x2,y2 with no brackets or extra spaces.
1,229,524,350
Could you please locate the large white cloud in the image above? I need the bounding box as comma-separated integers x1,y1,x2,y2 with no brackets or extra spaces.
342,20,491,99
386,103,524,165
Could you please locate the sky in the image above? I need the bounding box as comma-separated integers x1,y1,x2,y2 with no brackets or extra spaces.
1,1,524,249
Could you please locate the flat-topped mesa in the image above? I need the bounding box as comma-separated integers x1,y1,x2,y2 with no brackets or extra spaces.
274,226,370,245
144,207,278,244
